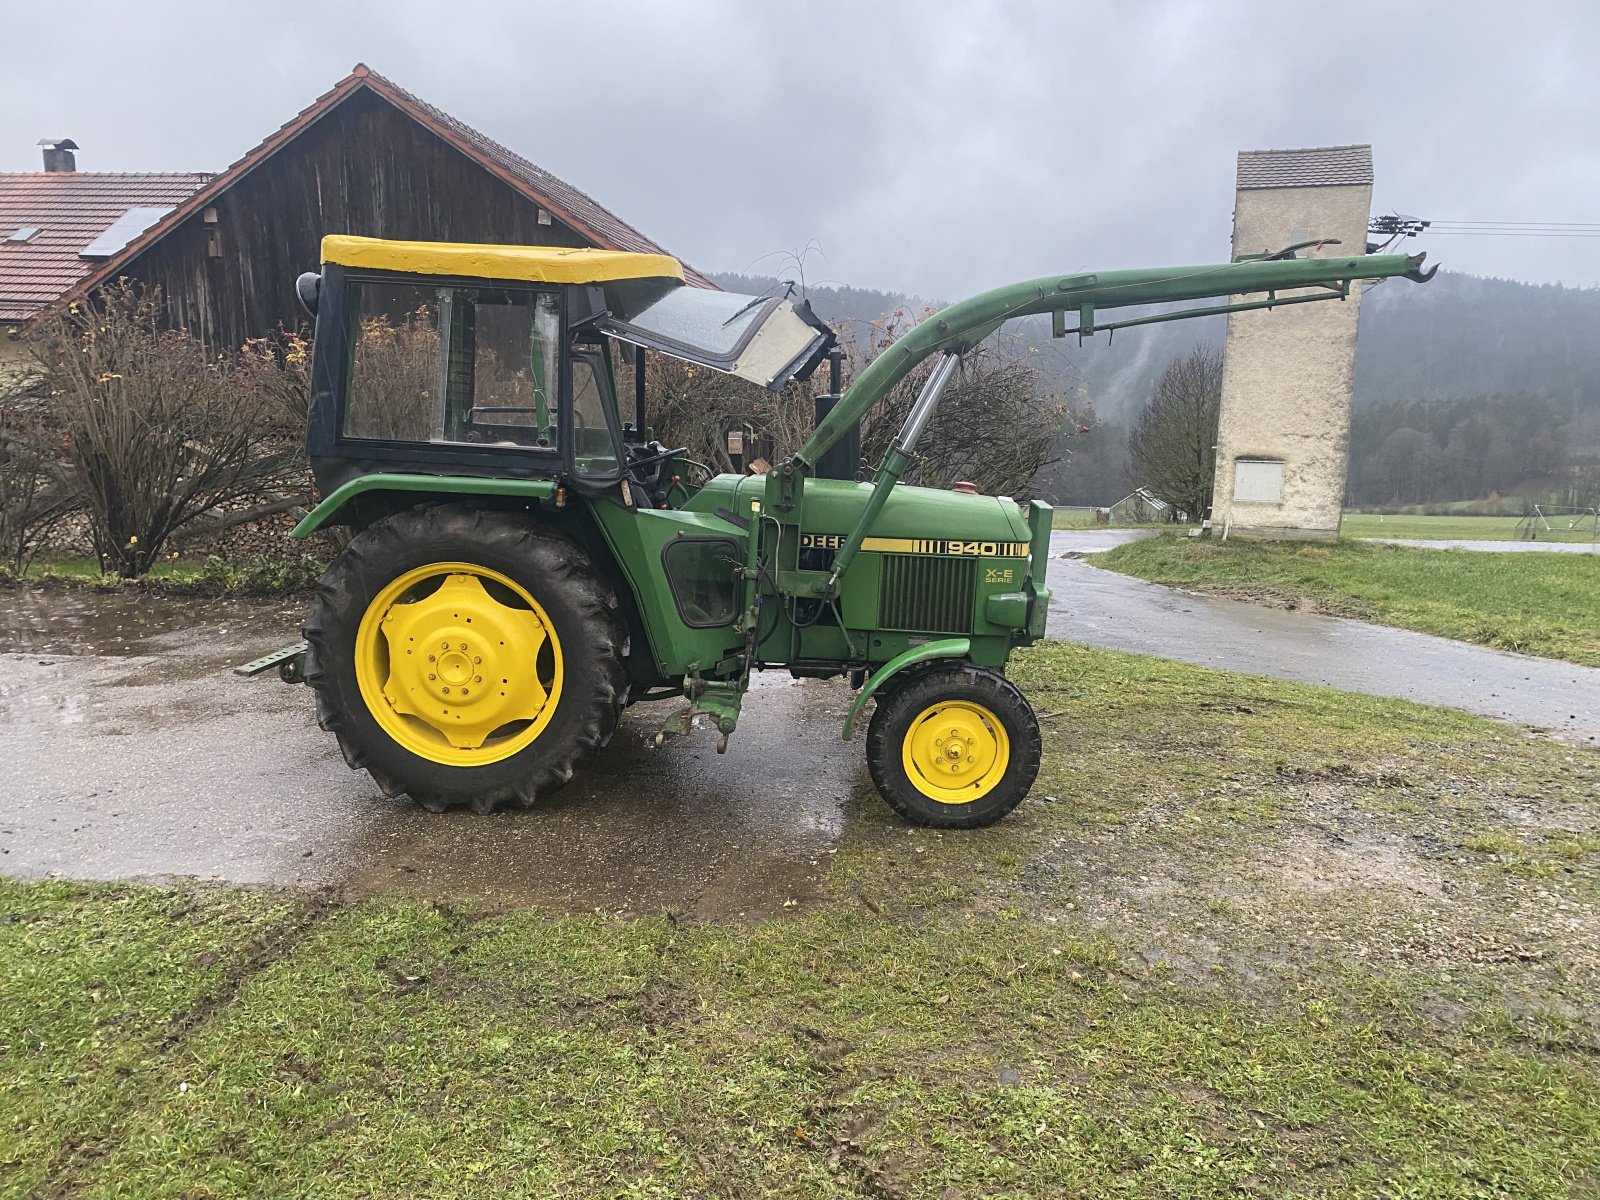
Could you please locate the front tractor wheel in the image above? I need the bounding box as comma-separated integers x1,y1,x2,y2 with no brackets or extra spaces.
866,664,1042,829
303,505,626,813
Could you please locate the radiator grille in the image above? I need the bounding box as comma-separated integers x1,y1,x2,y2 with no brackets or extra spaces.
878,555,977,633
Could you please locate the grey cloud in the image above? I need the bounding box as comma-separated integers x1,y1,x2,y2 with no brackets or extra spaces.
5,0,1597,296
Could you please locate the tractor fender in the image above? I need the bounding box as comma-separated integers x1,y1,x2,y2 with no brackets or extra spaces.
842,638,971,741
292,474,557,537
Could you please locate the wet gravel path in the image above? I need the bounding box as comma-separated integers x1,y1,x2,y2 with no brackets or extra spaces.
1047,530,1600,745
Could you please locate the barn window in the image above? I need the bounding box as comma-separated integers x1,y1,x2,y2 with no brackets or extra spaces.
1233,458,1285,504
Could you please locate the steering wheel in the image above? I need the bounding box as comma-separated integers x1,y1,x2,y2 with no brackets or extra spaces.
628,443,688,472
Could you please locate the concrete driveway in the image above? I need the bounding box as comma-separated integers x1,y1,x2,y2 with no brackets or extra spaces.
0,588,851,915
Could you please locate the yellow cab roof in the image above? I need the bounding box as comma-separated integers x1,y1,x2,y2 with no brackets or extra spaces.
320,235,685,285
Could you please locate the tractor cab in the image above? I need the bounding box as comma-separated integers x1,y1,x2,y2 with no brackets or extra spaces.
299,236,831,504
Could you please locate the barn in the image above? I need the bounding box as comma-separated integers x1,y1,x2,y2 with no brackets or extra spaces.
7,64,707,354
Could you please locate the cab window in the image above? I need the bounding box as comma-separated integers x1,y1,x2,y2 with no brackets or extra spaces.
342,281,560,449
343,282,439,441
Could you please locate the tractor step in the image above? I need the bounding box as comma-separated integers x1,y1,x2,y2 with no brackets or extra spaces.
234,641,308,683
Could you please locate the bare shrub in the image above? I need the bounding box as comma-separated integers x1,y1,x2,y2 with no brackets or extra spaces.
0,395,78,573
236,329,312,438
32,281,298,577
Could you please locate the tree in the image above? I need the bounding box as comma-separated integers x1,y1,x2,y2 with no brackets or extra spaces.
1127,344,1223,520
644,309,1068,498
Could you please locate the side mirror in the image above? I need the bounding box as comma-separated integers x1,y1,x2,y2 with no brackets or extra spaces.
295,271,321,316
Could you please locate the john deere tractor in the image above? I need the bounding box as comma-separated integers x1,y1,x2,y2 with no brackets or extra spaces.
244,235,1432,826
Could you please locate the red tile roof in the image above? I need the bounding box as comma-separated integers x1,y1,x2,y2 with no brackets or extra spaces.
0,172,209,322
62,63,712,313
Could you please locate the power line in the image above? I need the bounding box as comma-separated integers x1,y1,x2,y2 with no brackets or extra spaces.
1369,213,1600,242
1425,220,1600,229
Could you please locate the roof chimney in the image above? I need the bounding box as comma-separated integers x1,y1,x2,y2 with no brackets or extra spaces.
39,138,78,173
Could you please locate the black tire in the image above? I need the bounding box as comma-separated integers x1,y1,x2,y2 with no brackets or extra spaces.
865,664,1041,829
302,504,627,813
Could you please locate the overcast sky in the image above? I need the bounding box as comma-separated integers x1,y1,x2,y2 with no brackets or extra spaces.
7,0,1597,299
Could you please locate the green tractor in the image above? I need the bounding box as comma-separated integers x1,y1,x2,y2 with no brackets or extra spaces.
246,235,1432,827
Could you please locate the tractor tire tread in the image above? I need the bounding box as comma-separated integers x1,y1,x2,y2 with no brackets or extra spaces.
865,663,1041,829
302,504,627,814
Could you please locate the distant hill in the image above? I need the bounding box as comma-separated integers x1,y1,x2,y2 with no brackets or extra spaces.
1355,270,1600,409
712,267,1600,422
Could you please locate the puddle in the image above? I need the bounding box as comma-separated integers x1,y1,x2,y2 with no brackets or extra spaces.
0,586,303,658
0,586,854,917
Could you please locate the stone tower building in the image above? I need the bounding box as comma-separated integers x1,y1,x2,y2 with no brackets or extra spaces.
1209,145,1374,541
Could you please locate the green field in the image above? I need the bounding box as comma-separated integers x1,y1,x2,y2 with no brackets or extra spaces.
6,642,1600,1197
1341,512,1598,543
1099,533,1600,666
1051,506,1105,529
1050,508,1154,530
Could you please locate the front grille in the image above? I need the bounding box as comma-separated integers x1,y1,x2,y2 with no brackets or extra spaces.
878,554,977,633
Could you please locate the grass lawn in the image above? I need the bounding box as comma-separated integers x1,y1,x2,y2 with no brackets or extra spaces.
1051,508,1150,530
5,642,1600,1196
1052,507,1103,529
1341,513,1598,543
1099,533,1600,667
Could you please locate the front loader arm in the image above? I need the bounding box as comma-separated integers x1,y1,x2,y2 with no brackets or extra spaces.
794,251,1435,472
778,250,1435,597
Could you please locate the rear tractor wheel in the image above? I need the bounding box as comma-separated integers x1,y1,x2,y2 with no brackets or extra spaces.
865,664,1041,829
302,505,627,813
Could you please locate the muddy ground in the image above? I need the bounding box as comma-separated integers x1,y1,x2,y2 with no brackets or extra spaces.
3,537,1599,911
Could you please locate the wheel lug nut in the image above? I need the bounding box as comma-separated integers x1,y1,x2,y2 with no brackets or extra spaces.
428,673,436,681
473,675,482,683
442,641,449,650
442,686,451,694
461,688,469,696
473,656,481,665
460,643,468,651
427,654,435,662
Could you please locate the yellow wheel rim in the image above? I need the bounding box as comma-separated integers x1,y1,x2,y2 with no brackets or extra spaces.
901,700,1010,805
353,562,563,767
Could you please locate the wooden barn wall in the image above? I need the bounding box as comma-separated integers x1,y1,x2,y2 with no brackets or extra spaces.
117,89,589,348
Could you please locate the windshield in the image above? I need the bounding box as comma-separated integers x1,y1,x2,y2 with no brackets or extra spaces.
623,288,774,358
600,286,833,391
